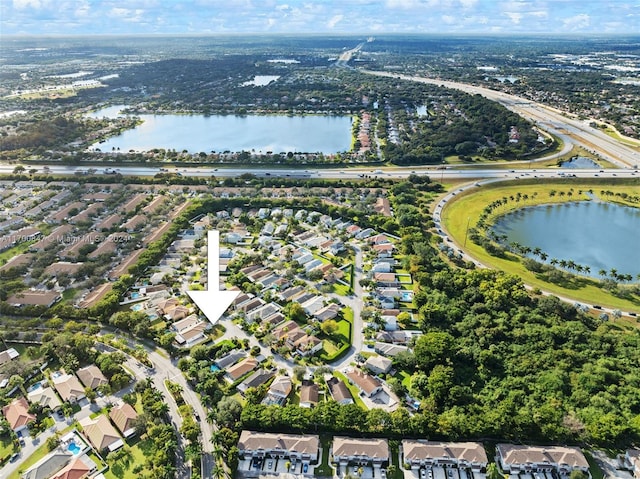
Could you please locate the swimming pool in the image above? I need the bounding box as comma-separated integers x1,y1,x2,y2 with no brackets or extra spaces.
131,292,140,299
210,365,220,372
67,441,81,455
400,291,413,302
130,303,143,312
27,382,43,393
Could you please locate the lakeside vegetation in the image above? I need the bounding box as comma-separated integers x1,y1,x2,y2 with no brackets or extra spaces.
441,179,640,311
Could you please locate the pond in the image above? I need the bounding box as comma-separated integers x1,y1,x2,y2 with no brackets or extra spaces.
491,200,640,278
560,156,600,169
88,105,352,154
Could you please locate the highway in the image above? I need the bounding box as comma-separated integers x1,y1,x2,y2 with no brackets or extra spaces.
1,164,638,181
363,70,640,169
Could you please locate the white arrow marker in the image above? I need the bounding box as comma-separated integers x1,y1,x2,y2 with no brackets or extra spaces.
187,230,239,324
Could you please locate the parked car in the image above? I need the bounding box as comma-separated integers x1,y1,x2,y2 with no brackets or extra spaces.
303,464,309,473
9,452,19,462
268,460,273,470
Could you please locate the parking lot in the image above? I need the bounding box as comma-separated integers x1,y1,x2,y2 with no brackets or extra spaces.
237,456,316,477
404,466,485,479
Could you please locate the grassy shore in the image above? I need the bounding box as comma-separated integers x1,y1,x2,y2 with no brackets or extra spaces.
441,179,640,312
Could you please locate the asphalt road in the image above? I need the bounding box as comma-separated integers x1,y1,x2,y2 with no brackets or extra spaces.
363,70,640,169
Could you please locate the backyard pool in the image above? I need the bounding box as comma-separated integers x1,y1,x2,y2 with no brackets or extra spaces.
130,303,143,312
27,382,43,393
400,291,414,302
131,292,141,299
67,441,81,455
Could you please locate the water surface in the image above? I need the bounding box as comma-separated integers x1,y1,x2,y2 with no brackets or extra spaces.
492,200,640,278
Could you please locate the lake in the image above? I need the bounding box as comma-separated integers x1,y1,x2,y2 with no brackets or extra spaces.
491,200,640,278
88,106,352,154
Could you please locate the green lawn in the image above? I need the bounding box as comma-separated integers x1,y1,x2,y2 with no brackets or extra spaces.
0,434,16,461
583,451,605,479
0,241,35,265
442,181,640,311
314,435,336,477
103,438,152,479
333,371,367,409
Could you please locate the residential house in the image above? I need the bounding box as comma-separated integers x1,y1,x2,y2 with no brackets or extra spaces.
28,386,62,411
355,228,375,240
374,342,410,357
373,243,395,256
175,321,209,348
299,382,319,408
496,444,590,476
373,272,398,287
50,457,93,479
22,450,84,479
214,350,247,370
332,437,390,466
2,397,35,434
364,355,393,375
0,347,19,366
225,357,259,383
171,314,201,334
624,450,640,479
109,403,139,438
376,330,421,345
262,375,292,405
313,303,340,322
76,365,108,390
402,440,488,472
237,430,319,462
301,296,325,316
52,373,85,403
7,290,61,307
237,369,276,394
346,369,383,398
247,303,281,323
327,377,354,405
79,415,124,452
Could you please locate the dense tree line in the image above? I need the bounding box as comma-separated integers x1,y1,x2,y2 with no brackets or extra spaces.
232,181,640,448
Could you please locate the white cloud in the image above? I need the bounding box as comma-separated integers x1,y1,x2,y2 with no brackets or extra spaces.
327,14,344,28
108,7,145,23
13,0,49,9
504,11,523,24
441,15,456,24
530,10,548,18
563,13,590,30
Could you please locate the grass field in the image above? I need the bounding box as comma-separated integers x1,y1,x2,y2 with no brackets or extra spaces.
442,180,640,312
103,438,152,479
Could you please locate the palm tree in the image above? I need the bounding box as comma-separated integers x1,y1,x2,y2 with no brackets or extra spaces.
539,252,548,262
584,266,591,275
599,269,607,278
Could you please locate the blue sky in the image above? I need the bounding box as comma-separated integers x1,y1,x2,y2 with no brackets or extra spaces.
1,0,638,36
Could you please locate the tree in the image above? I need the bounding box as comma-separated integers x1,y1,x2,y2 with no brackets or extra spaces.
216,396,242,428
486,463,504,479
320,319,339,336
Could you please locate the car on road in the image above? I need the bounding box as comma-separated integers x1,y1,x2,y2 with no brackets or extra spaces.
19,437,25,447
9,452,19,462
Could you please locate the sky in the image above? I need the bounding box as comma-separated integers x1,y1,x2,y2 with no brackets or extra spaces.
1,0,639,36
